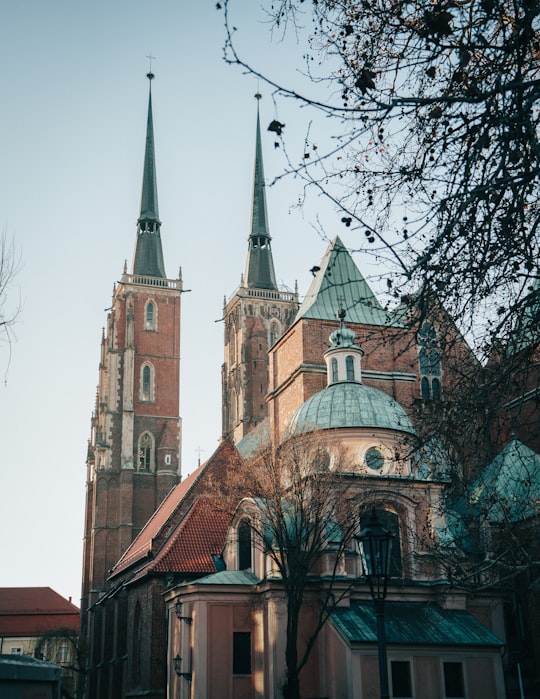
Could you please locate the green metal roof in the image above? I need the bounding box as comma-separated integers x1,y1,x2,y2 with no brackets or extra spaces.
236,417,270,459
296,236,401,326
332,601,503,647
133,75,166,278
185,570,260,586
469,437,540,523
138,88,160,227
286,382,415,436
244,97,278,291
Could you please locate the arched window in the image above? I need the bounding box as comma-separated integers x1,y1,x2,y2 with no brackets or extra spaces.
140,363,154,402
138,433,153,471
360,508,402,577
142,366,151,399
331,357,338,383
346,355,355,381
145,301,156,330
230,325,237,365
238,520,252,570
418,322,442,400
269,321,280,347
132,602,142,685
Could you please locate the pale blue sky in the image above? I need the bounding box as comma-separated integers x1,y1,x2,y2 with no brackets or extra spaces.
0,1,370,602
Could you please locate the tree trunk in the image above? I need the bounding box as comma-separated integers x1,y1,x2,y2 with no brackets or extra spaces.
283,597,302,699
283,674,301,699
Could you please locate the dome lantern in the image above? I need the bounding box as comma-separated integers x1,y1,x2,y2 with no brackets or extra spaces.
323,308,364,386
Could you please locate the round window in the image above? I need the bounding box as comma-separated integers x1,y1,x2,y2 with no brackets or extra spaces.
365,447,385,471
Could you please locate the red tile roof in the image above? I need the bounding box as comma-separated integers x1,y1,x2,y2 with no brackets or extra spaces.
111,466,203,574
0,587,79,636
110,437,241,580
145,496,231,575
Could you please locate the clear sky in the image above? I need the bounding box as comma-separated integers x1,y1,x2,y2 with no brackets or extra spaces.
0,1,373,603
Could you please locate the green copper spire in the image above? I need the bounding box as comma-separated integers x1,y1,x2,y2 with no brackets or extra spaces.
244,94,278,290
133,72,166,278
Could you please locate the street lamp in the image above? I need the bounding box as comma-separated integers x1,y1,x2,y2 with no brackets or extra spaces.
173,655,192,682
175,600,193,625
357,511,393,699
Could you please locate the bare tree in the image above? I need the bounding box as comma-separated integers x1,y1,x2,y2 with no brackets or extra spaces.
224,434,373,699
35,627,87,699
221,0,540,355
0,230,21,371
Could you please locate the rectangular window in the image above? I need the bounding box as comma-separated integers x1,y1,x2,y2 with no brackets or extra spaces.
57,644,69,663
391,660,413,698
233,631,251,674
444,662,465,698
10,647,22,655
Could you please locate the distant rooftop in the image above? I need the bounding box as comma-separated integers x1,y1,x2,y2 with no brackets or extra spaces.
0,587,79,637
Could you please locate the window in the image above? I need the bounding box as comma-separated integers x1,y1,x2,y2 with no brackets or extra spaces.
57,644,69,663
10,647,22,655
365,447,385,471
145,301,156,330
331,357,338,383
140,363,154,402
392,661,413,698
346,355,355,381
132,602,142,685
233,632,251,674
360,508,403,577
142,366,150,397
238,520,252,570
418,322,442,400
444,662,465,698
138,433,153,471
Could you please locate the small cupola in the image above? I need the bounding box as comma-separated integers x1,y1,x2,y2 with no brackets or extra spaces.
323,308,364,386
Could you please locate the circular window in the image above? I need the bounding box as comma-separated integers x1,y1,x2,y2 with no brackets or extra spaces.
365,447,385,471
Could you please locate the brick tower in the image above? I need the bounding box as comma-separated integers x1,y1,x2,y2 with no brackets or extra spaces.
222,95,298,443
81,72,182,622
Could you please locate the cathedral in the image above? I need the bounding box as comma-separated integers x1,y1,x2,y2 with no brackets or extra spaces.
80,77,540,699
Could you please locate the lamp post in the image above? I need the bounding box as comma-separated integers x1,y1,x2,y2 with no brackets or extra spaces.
357,511,393,699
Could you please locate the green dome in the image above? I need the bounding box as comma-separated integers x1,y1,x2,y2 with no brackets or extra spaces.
287,382,415,436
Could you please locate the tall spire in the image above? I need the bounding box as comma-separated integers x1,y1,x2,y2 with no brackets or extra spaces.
132,71,166,278
244,94,278,290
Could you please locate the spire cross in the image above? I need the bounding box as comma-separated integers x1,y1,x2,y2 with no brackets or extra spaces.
146,53,156,80
195,446,204,467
